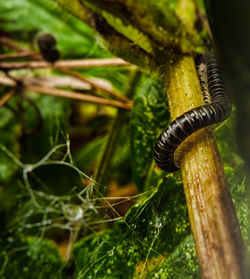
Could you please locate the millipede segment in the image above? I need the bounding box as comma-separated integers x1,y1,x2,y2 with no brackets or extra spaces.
153,53,232,172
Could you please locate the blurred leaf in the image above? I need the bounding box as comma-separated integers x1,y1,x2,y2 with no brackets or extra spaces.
104,111,132,186
0,0,108,58
79,67,130,93
21,93,70,163
225,165,249,246
73,136,107,174
0,105,21,183
0,236,63,279
214,115,243,167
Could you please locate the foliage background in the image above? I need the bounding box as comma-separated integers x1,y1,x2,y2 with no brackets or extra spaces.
0,0,249,278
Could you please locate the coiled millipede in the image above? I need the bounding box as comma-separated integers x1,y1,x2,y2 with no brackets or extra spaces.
153,53,232,172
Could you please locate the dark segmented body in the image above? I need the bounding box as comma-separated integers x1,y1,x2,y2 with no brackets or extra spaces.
197,62,211,104
153,53,232,172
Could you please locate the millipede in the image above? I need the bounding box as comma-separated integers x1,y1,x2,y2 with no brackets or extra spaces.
153,53,232,172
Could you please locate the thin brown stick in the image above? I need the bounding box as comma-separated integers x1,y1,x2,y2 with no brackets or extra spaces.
0,88,16,107
0,37,27,52
24,76,91,90
0,76,16,86
26,84,132,110
60,68,130,103
0,52,39,60
0,74,92,90
163,55,245,279
0,58,130,70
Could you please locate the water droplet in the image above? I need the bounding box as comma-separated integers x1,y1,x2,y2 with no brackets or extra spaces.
62,204,83,222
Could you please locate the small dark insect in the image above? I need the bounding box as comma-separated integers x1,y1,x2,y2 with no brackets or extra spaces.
153,53,232,172
36,33,60,63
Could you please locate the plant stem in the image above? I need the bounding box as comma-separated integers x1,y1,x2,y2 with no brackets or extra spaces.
163,54,246,279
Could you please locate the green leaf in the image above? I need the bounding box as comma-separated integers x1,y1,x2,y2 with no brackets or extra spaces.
147,235,200,279
130,77,170,191
73,175,190,278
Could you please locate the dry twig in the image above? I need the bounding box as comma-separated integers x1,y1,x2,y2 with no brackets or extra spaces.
0,52,39,60
0,37,27,52
0,74,91,90
25,84,132,110
0,88,16,107
0,58,130,70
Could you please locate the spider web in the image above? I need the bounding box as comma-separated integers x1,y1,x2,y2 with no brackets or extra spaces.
0,137,157,267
